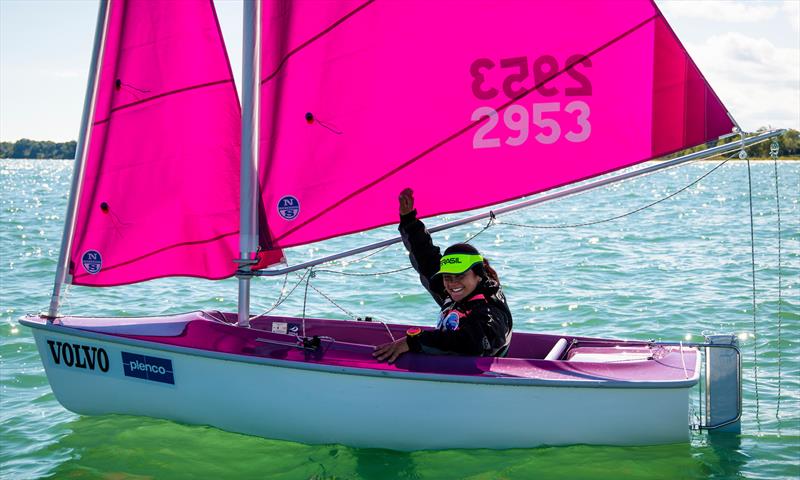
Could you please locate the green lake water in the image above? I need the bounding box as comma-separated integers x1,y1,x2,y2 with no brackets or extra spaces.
1,159,798,479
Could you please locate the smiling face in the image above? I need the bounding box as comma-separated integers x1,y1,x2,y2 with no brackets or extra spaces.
442,269,481,302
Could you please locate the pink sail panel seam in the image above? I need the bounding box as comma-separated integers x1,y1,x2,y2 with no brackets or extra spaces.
70,272,241,288
261,0,376,85
93,79,235,125
270,13,660,244
72,230,239,281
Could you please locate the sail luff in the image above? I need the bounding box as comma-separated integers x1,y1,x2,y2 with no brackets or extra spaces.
48,0,110,318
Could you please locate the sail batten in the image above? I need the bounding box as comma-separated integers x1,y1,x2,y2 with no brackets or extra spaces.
256,0,734,251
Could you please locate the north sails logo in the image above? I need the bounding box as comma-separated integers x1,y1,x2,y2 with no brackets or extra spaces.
122,352,174,385
277,195,300,220
81,250,102,274
47,340,110,372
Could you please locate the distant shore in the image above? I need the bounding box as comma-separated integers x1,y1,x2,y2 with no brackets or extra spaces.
2,128,797,160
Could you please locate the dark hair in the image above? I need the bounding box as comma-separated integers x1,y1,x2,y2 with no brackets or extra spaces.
443,243,500,286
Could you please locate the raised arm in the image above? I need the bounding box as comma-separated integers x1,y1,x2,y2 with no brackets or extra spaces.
397,188,447,306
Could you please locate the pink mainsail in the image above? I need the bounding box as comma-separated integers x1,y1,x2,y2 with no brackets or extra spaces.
69,0,283,286
257,0,735,249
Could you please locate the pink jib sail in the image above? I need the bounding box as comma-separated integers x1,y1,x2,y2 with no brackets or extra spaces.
69,0,283,287
257,0,735,249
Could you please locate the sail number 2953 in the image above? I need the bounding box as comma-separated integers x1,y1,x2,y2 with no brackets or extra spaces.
472,101,590,149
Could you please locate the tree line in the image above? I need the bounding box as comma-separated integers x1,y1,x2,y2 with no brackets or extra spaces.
1,128,797,160
666,128,799,159
0,139,77,159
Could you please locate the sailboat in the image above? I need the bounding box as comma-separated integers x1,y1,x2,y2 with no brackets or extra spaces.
21,0,779,450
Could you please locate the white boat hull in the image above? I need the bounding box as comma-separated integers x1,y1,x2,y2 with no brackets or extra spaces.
32,325,692,450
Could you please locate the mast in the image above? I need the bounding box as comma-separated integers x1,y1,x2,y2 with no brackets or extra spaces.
237,0,262,327
47,0,110,319
254,129,783,277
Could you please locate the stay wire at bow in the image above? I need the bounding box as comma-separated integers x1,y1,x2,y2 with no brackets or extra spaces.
743,139,761,427
56,283,73,319
770,139,783,419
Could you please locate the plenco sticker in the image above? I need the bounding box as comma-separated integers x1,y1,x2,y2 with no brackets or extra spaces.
277,195,300,220
81,250,102,274
121,351,175,385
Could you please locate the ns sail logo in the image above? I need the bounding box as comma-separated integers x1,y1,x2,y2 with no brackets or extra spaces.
47,340,110,372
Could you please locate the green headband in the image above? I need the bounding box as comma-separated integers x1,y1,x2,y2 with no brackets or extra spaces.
436,253,484,276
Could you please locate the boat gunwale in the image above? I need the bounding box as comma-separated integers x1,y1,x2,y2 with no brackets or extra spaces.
20,314,701,389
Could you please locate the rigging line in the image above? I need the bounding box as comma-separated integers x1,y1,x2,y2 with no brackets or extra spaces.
344,244,393,265
463,213,496,243
255,269,308,317
315,214,495,277
497,155,733,230
316,266,413,277
273,13,659,243
297,238,395,274
57,283,73,319
745,153,761,426
771,145,783,419
305,281,357,319
261,0,376,84
253,272,289,317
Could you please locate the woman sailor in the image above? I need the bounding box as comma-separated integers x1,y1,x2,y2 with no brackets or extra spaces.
373,188,513,363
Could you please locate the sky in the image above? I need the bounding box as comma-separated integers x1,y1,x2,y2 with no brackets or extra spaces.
0,0,798,142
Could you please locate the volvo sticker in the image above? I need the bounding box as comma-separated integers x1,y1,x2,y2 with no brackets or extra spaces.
47,340,110,372
122,352,175,385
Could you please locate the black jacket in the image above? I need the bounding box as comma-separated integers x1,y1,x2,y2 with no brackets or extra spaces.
399,210,512,356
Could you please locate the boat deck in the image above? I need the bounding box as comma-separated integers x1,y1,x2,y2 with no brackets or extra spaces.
25,311,700,387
